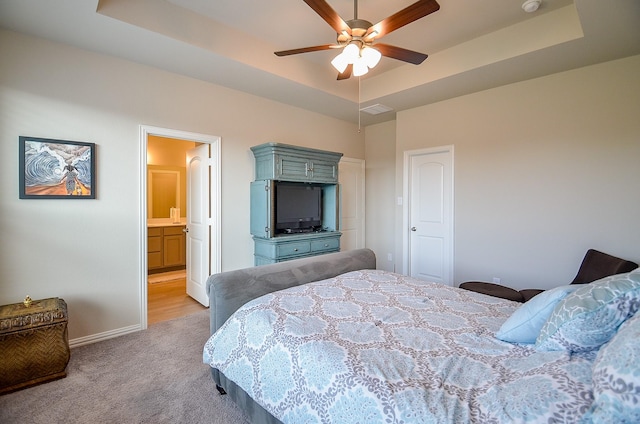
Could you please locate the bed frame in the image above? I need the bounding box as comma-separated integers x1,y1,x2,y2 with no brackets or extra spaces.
205,248,377,424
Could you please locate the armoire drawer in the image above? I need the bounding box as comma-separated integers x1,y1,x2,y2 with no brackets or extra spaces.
277,241,311,257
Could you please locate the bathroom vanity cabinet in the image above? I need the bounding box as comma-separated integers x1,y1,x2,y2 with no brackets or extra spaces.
148,225,186,273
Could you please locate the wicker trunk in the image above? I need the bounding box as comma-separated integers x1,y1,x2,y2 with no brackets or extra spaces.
0,297,70,394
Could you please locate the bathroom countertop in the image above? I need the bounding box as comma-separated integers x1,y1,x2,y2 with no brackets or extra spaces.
147,219,186,228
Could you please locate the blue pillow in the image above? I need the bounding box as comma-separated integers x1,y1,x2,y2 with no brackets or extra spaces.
583,312,640,421
536,270,640,353
495,285,579,344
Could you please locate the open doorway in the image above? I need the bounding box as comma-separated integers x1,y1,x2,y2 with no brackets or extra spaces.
147,135,198,325
139,126,221,329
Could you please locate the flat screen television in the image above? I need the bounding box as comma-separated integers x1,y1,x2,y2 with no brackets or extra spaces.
275,183,322,232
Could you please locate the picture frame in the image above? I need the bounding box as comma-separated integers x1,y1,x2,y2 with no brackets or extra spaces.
19,136,96,199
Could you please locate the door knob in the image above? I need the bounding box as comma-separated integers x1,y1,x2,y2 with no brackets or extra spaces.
183,228,189,233
411,227,417,232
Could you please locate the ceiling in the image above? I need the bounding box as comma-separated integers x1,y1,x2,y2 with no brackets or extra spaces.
1,0,639,126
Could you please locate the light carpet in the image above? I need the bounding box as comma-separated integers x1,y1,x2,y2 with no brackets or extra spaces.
0,310,250,424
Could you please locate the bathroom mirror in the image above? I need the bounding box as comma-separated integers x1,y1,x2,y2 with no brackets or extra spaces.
148,169,180,219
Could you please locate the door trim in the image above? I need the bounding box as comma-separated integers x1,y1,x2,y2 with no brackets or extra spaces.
339,157,366,250
139,125,221,329
402,145,454,281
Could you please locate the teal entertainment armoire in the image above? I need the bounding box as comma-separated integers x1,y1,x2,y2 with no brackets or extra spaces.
250,142,343,265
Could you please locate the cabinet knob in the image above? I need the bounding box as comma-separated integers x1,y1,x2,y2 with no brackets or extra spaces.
293,248,298,252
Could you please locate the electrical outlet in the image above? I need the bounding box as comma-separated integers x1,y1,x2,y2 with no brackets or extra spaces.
492,277,501,284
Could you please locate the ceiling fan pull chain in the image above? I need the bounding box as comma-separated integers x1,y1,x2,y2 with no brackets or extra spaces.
358,76,361,133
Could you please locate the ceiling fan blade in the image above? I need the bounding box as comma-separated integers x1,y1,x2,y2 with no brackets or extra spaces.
275,44,336,56
337,64,353,80
375,43,428,65
365,0,440,39
303,0,351,35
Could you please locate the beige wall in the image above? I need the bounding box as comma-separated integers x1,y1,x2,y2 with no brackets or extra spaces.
364,121,396,272
0,29,364,342
365,54,640,290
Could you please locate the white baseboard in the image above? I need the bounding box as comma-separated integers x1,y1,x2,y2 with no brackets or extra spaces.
69,324,141,348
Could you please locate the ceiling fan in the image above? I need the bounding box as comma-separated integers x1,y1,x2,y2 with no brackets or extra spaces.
274,0,440,80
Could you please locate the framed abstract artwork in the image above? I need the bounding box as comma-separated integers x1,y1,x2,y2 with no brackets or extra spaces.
19,136,96,199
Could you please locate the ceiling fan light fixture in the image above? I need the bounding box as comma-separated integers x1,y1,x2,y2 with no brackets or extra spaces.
331,42,362,73
343,43,360,62
353,57,369,77
361,46,381,69
331,53,350,73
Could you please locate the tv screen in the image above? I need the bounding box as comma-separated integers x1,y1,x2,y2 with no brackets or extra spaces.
275,183,322,232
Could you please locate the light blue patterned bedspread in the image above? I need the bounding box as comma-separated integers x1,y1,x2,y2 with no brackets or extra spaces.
203,270,595,423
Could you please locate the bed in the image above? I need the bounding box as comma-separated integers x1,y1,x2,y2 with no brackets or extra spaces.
203,248,640,423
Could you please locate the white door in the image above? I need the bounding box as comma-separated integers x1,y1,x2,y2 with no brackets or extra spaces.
186,144,211,306
404,147,454,285
339,158,365,251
